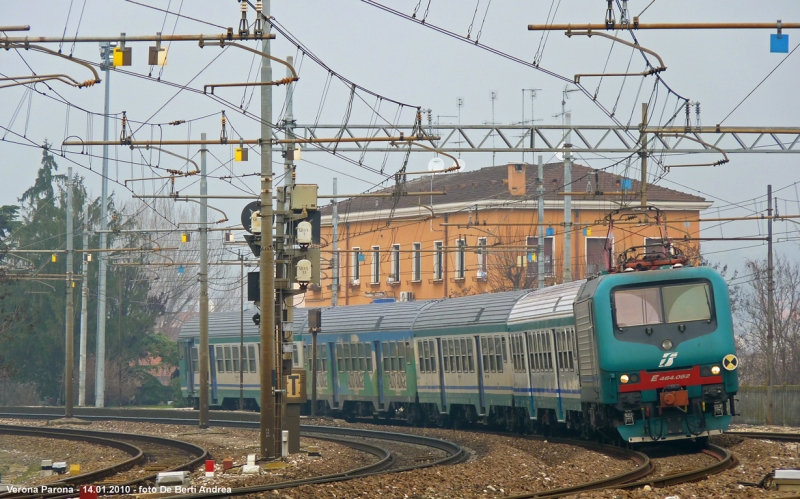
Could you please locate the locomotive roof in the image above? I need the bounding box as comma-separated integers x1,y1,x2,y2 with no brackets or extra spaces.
178,309,260,339
507,280,586,324
412,289,533,332
295,300,434,335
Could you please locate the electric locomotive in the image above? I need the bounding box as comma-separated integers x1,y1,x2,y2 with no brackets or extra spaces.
178,266,738,443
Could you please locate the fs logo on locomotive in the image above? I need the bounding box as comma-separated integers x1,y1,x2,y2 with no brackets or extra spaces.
658,352,678,368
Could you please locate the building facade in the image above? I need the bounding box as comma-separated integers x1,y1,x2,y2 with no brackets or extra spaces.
305,162,710,307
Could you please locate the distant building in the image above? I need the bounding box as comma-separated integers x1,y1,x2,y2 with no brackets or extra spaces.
307,162,710,307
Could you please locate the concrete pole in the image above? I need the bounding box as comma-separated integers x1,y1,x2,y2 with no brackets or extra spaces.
767,184,774,425
259,0,276,459
332,178,339,306
537,156,545,289
240,250,244,411
95,42,112,407
199,132,210,429
563,112,572,283
65,168,75,418
79,202,89,406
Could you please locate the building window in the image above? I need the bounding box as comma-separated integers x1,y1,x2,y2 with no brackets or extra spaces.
526,236,554,277
390,244,400,283
586,237,608,276
412,242,421,282
433,241,443,280
477,237,487,278
371,246,380,284
352,247,361,283
455,239,466,279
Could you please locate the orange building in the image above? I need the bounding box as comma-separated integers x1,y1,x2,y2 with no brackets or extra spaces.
306,162,710,307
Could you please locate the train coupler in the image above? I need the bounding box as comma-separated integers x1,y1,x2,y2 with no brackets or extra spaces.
624,410,635,425
713,402,724,417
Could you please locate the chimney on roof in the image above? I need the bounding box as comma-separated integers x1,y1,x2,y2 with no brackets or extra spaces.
507,163,526,196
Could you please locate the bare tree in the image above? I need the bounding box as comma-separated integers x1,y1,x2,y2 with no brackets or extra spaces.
486,226,538,292
120,199,238,340
736,255,800,386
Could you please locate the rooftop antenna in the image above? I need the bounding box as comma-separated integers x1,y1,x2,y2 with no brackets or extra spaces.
456,97,464,158
490,91,497,166
521,88,542,162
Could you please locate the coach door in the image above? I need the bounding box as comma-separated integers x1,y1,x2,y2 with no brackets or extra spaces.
328,342,339,407
549,330,565,422
436,338,447,413
474,335,486,415
209,345,219,404
374,341,385,409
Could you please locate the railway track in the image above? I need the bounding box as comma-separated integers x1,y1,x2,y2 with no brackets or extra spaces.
0,424,207,499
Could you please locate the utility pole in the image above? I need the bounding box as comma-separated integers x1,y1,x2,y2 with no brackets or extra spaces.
199,132,210,429
640,103,648,207
239,249,244,411
79,202,89,406
65,167,75,418
767,184,774,425
331,178,339,307
95,42,112,407
521,88,541,163
259,0,276,459
563,112,572,283
537,155,545,290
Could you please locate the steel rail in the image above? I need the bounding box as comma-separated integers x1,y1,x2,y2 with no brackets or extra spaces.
0,425,145,499
614,443,735,490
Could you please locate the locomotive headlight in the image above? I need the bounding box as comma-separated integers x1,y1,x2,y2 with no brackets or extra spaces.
711,365,721,375
661,339,674,350
620,374,630,384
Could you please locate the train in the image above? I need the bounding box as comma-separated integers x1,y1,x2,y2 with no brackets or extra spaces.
178,264,738,443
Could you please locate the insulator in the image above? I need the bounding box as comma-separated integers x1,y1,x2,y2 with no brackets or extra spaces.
239,1,250,38
220,111,228,144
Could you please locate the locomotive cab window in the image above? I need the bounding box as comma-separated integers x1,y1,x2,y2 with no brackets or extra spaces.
613,281,713,328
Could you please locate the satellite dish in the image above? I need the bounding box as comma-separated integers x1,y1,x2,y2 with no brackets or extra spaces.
451,158,465,171
428,157,445,172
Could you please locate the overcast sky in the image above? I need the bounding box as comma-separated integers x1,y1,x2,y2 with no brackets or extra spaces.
2,1,799,279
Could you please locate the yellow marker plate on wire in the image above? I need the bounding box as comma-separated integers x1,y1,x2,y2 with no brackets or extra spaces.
722,354,738,371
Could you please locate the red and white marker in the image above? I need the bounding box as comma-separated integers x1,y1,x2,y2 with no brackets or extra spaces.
205,460,215,478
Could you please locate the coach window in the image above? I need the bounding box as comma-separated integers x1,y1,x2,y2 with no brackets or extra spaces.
191,346,199,373
501,337,508,363
232,346,240,373
494,337,503,373
337,344,344,372
487,337,496,372
388,342,397,371
449,339,457,372
366,343,374,372
442,340,450,372
481,337,489,373
418,341,425,372
247,345,256,372
382,342,389,372
460,339,468,373
466,338,474,372
454,339,462,372
344,344,352,371
221,346,230,372
398,342,405,372
216,346,225,373
357,343,365,371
